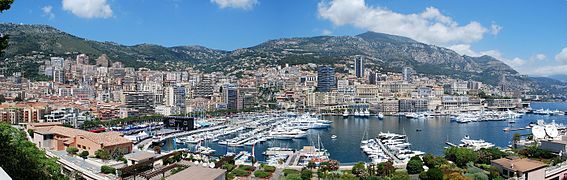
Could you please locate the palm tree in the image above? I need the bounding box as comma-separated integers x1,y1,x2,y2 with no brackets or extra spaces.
513,133,521,149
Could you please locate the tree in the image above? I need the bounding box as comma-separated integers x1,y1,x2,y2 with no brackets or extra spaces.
444,147,478,167
95,149,111,160
300,169,312,180
406,156,424,174
376,161,395,176
101,165,116,174
351,162,368,178
391,171,410,180
0,123,65,179
66,147,79,155
513,133,521,149
306,161,316,169
425,168,443,180
0,0,14,57
0,95,5,104
79,151,89,159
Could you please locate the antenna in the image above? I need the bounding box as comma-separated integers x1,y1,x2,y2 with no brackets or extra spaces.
545,124,559,138
532,125,546,139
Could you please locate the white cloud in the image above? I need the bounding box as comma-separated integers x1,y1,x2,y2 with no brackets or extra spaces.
42,5,55,19
318,0,494,46
62,0,112,19
211,0,257,10
448,44,479,56
555,47,567,63
490,22,502,35
448,45,526,68
532,53,546,61
322,29,332,35
525,65,567,76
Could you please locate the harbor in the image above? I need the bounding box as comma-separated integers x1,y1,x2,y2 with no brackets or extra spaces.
155,102,567,164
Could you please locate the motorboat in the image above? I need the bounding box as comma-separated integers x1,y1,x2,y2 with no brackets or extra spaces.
343,109,349,118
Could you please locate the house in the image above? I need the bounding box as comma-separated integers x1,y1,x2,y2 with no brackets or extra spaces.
28,122,132,155
491,157,547,179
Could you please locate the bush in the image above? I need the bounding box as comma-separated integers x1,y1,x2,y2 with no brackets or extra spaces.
262,165,276,172
254,170,270,178
238,165,255,171
300,169,312,180
285,173,302,180
391,171,410,180
222,163,235,171
100,165,116,174
406,156,424,174
232,168,250,177
95,149,111,160
66,147,79,155
283,169,300,176
425,168,443,180
170,167,186,175
79,151,89,159
444,147,478,167
352,162,368,177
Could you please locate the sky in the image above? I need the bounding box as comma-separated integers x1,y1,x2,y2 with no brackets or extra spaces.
1,0,567,77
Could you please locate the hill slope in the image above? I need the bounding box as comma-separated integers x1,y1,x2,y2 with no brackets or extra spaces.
1,23,564,97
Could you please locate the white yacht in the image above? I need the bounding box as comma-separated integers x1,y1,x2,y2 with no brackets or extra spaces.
363,109,371,117
343,109,349,118
459,135,495,150
377,112,384,119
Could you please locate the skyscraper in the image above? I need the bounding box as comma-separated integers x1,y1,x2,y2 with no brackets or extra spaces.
355,56,364,78
317,66,336,92
224,84,238,110
165,84,186,115
403,67,414,82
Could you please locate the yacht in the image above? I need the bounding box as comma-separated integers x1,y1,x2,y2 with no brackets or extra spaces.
459,135,495,150
363,109,371,117
343,109,349,118
331,135,337,139
354,110,361,117
377,112,384,119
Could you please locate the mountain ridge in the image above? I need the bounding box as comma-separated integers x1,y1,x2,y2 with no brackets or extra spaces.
1,23,565,98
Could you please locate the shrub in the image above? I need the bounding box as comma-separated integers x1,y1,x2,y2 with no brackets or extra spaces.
222,163,235,171
262,165,276,172
283,169,300,176
100,165,116,174
95,149,111,160
285,173,302,180
238,165,255,171
406,156,424,174
79,151,89,159
300,169,312,180
66,147,79,155
254,170,270,178
352,162,367,178
232,168,250,177
391,171,410,180
170,167,186,175
425,168,443,180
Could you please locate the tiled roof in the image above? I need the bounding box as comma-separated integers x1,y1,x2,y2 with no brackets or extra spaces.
492,158,547,173
33,125,132,147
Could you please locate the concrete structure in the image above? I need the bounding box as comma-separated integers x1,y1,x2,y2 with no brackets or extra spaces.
28,123,132,155
166,166,226,180
355,56,364,78
317,66,336,92
540,139,567,158
123,91,155,117
491,157,547,180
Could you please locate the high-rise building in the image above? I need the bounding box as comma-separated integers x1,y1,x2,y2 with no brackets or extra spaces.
224,84,238,110
76,54,89,65
124,91,155,116
355,56,364,78
403,67,414,82
165,84,186,115
317,66,336,92
194,75,214,99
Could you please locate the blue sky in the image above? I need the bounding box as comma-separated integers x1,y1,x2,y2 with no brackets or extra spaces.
1,0,567,76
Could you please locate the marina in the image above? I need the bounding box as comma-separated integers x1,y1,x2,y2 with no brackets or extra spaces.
159,102,567,164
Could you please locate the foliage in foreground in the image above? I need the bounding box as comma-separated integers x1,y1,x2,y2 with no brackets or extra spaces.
0,123,66,179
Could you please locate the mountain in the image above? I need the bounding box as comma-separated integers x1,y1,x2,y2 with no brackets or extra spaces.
549,74,567,82
0,23,563,97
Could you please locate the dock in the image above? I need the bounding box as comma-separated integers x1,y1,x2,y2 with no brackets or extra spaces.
445,142,457,147
376,138,402,164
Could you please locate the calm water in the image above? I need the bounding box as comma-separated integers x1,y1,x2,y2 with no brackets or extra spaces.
162,102,567,164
